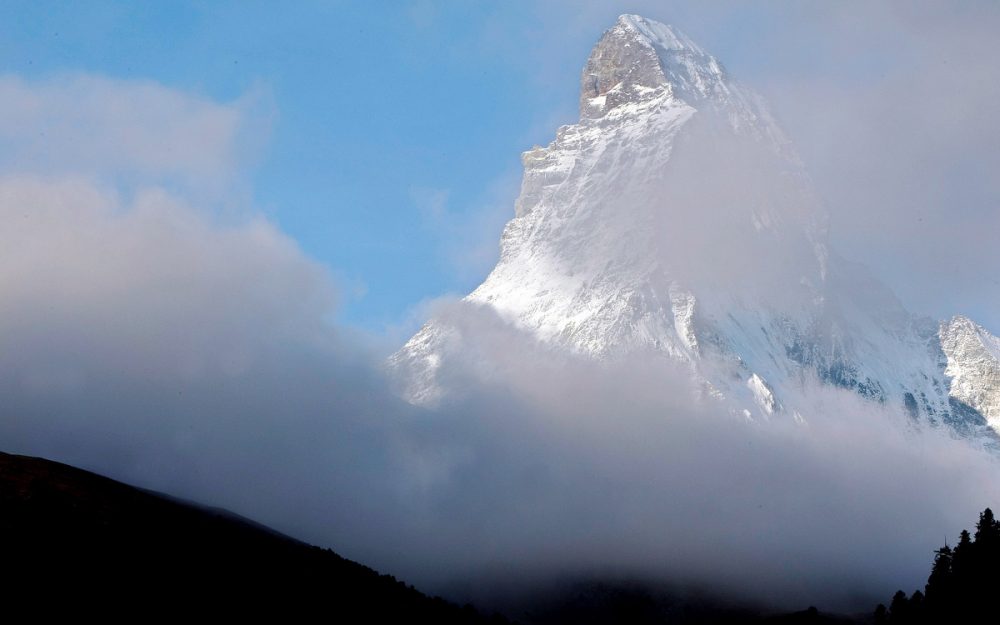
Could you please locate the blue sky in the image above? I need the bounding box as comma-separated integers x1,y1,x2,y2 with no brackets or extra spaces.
3,1,998,334
1,2,589,332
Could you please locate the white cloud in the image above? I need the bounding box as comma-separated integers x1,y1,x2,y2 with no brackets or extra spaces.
0,174,335,391
0,74,268,191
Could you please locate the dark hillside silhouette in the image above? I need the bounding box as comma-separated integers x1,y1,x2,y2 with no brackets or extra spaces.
0,451,505,622
0,449,866,624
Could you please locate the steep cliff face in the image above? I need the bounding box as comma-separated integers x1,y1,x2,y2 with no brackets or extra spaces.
389,15,1000,442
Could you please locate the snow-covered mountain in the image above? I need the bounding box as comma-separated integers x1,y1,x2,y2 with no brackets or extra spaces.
390,14,1000,440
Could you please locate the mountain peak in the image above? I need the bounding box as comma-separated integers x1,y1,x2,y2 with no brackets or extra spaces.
616,14,701,52
391,15,1000,446
581,15,727,118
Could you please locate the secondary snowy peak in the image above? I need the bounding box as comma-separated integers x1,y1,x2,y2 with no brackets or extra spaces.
941,316,1000,429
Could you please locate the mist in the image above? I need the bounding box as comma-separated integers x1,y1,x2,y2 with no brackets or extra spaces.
3,10,1000,616
2,201,997,610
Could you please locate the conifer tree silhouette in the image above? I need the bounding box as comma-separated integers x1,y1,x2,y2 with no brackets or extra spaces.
877,507,1000,624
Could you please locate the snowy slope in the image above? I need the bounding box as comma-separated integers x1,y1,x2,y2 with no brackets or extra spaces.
389,15,1000,440
941,316,1000,430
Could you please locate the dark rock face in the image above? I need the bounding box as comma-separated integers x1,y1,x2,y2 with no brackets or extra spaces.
580,19,667,116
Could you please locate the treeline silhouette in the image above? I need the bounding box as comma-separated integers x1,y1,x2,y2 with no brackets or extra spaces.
875,507,1000,624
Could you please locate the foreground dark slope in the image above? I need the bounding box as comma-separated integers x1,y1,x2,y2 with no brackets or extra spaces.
0,451,864,624
0,451,503,621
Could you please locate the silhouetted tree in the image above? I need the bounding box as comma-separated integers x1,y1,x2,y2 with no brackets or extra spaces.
951,529,972,575
888,590,910,623
908,591,924,625
974,508,999,543
923,544,952,614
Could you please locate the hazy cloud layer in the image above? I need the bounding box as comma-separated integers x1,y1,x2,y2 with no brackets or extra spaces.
754,2,1000,329
1,167,994,608
4,263,998,612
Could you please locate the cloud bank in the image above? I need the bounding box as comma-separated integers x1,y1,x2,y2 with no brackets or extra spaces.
3,47,999,617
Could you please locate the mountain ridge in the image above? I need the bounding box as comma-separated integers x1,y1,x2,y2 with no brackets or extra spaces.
390,14,1000,443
